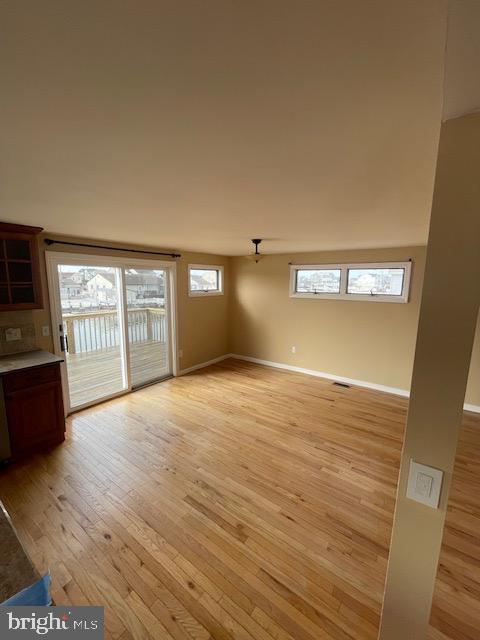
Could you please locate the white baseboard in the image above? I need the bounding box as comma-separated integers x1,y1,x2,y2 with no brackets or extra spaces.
229,353,410,397
464,403,480,414
176,352,480,414
228,353,480,414
178,354,230,376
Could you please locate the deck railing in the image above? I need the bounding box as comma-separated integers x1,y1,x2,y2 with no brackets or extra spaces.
63,308,166,354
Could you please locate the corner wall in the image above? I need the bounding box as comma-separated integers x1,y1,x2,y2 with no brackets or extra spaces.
230,246,480,406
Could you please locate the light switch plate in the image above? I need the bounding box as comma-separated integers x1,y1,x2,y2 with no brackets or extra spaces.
42,325,50,337
406,460,443,509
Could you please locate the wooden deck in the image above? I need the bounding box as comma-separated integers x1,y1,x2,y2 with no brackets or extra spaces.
66,340,168,407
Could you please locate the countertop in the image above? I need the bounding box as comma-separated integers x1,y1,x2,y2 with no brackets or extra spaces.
0,350,63,376
0,501,39,602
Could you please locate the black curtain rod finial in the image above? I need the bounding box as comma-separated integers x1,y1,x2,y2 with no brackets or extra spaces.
44,238,181,258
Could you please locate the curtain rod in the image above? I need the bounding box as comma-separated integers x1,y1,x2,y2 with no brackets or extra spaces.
44,238,181,258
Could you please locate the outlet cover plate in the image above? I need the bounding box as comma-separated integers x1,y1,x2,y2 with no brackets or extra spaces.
5,327,22,342
406,460,443,509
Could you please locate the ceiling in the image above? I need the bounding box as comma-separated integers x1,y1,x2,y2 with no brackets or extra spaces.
443,0,480,120
0,1,448,256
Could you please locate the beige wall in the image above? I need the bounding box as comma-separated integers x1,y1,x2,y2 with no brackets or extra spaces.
175,251,230,370
230,246,480,406
467,313,480,405
0,233,229,373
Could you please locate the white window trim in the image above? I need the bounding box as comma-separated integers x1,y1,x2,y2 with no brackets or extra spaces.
289,261,412,303
188,264,224,297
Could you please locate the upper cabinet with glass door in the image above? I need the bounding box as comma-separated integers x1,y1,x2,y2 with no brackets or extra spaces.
0,222,43,310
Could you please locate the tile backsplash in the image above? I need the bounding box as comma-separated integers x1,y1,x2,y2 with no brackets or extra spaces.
0,322,36,355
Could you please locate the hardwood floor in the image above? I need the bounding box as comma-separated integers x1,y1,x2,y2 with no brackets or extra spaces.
0,359,478,640
428,410,480,640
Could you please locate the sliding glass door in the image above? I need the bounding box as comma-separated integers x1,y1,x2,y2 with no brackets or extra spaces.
57,264,127,409
125,267,170,387
47,254,175,413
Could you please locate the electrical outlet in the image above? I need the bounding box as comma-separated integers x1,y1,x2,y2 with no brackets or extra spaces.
5,327,22,342
42,325,50,337
291,346,296,354
178,349,183,358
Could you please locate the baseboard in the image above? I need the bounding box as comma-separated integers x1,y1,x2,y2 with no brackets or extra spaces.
229,353,410,397
178,354,230,376
177,352,480,414
464,403,480,414
229,353,480,413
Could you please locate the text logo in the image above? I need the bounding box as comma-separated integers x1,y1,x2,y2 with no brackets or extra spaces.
0,607,104,639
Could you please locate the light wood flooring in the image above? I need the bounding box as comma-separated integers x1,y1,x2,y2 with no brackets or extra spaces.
0,359,478,640
429,410,480,640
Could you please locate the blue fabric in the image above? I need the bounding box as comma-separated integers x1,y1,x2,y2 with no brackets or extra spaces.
1,574,51,606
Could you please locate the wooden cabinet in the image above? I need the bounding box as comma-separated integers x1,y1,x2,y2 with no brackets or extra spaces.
3,363,65,459
0,222,43,310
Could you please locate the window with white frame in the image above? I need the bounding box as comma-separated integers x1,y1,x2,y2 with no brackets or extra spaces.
290,261,411,302
188,264,224,296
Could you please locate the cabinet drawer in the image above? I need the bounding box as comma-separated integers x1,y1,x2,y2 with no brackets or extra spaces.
3,363,61,393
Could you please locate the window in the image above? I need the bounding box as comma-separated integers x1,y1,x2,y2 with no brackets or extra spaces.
188,264,224,296
295,268,341,294
290,261,411,302
347,267,404,296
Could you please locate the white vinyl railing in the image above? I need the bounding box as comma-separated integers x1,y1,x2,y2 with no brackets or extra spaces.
63,308,166,354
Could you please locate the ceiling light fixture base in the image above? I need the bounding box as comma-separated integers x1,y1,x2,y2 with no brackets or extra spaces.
246,238,264,263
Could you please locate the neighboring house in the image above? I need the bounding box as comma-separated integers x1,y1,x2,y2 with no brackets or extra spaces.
86,272,116,303
70,269,95,284
189,273,216,291
125,273,164,301
85,272,164,303
59,276,83,299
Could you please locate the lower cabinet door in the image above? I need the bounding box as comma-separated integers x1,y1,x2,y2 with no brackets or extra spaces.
5,380,65,458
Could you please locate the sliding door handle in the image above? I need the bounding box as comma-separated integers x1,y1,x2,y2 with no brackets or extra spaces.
60,335,69,353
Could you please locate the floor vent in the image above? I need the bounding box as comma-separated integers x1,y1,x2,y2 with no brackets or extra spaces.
333,381,351,388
